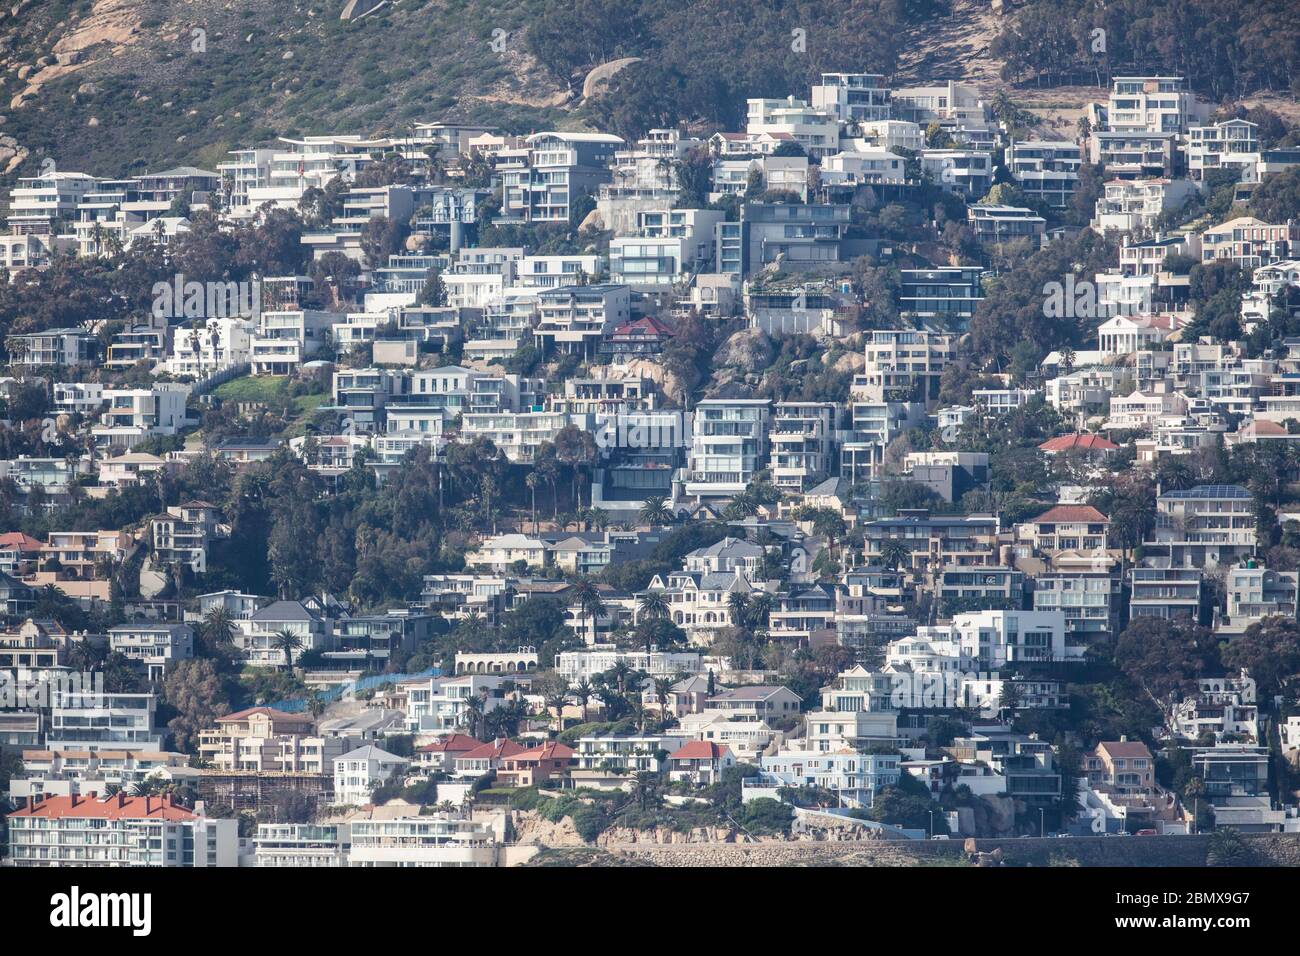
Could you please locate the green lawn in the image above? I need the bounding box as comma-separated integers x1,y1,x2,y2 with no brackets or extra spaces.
212,375,291,403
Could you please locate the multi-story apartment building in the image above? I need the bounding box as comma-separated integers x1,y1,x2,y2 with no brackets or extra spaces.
609,208,723,289
47,691,165,752
151,501,226,574
6,171,99,234
1119,232,1202,276
967,204,1046,247
1007,141,1082,207
949,609,1072,669
892,80,989,126
857,329,956,403
1200,216,1299,269
1129,565,1202,620
1033,571,1120,643
922,149,994,198
1088,130,1179,178
347,813,497,867
1220,563,1299,633
718,202,851,276
333,744,409,806
861,510,1001,577
533,283,631,357
819,148,906,191
685,398,771,498
897,266,984,328
6,793,238,867
7,328,98,367
459,410,570,463
162,317,254,378
1093,178,1198,235
1188,118,1260,181
769,401,837,491
1150,483,1256,568
90,385,190,450
810,73,891,122
108,622,194,681
497,131,622,223
1019,505,1110,554
255,823,350,867
746,96,840,159
249,309,334,375
241,600,332,667
1105,76,1200,134
6,750,192,803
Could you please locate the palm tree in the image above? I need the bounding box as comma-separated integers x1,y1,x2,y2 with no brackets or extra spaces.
463,694,484,738
572,577,606,643
878,537,911,572
637,590,669,624
575,678,593,721
526,472,539,533
639,495,671,526
653,676,674,716
203,606,237,658
745,593,773,631
129,777,158,797
545,689,568,732
727,591,751,626
608,659,633,695
272,629,305,671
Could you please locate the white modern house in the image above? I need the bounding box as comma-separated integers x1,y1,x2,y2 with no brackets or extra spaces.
332,745,409,806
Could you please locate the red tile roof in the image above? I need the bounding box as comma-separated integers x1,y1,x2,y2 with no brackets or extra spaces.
418,734,482,754
1038,433,1119,453
7,793,196,821
511,741,575,762
1032,505,1109,524
669,740,734,762
457,738,526,761
0,532,43,551
613,314,676,337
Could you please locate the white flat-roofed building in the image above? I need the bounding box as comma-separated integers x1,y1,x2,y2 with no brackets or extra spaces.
968,204,1046,246
1007,141,1081,207
746,96,840,159
47,691,164,752
1105,76,1200,134
108,622,194,681
1093,178,1197,235
810,73,891,122
347,813,497,867
1189,118,1259,181
250,309,334,375
255,822,349,867
686,398,771,498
